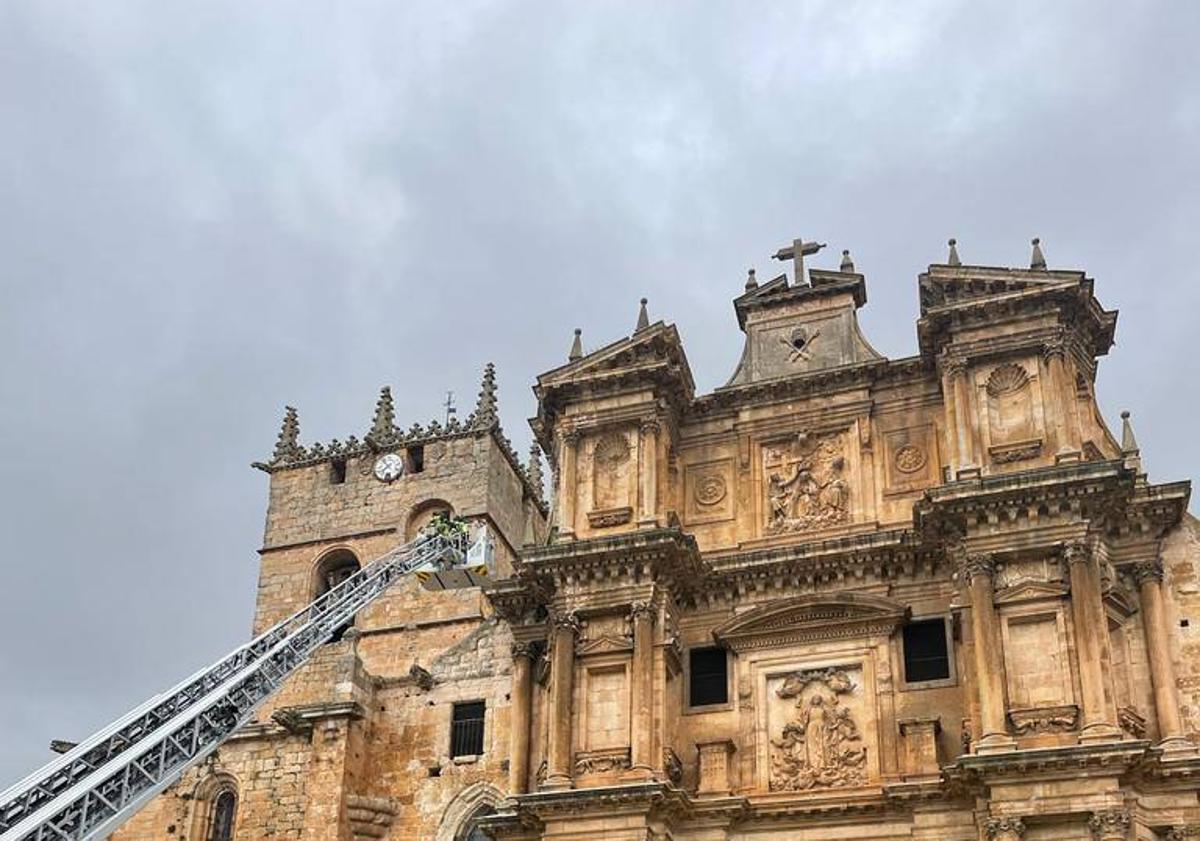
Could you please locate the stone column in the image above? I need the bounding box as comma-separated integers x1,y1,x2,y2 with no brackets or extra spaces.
1043,337,1081,460
1088,809,1131,841
556,430,579,540
960,552,1014,752
1065,541,1122,742
508,642,537,795
984,816,1026,841
544,612,579,789
1133,562,1191,750
638,420,659,527
628,599,657,772
628,602,655,774
941,352,977,476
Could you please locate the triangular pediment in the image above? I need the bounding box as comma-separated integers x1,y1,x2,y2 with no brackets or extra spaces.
578,634,633,656
918,268,1078,313
712,593,907,651
993,580,1069,604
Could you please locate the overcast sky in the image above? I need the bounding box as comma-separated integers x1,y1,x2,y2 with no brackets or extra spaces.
2,1,1198,787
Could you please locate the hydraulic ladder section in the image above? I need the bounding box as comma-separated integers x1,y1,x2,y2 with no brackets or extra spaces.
0,522,495,841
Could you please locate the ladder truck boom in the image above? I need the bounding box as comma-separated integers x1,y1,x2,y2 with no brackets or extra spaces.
0,520,494,841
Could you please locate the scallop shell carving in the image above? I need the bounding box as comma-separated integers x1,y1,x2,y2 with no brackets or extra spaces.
986,363,1030,397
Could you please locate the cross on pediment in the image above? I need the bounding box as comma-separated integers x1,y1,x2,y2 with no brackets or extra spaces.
773,237,826,286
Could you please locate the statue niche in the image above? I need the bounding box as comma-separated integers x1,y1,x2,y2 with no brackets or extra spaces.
587,430,633,527
764,431,849,534
769,667,866,791
985,363,1036,446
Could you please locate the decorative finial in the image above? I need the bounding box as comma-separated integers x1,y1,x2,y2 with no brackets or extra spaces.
745,268,758,290
635,297,649,332
1120,410,1140,456
473,363,498,428
840,249,855,273
366,386,396,444
1030,237,1047,270
947,238,961,267
272,406,302,461
527,441,545,501
568,328,583,361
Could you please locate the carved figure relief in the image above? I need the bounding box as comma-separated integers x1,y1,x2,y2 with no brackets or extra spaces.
769,667,866,791
985,363,1037,449
763,431,849,533
592,432,631,510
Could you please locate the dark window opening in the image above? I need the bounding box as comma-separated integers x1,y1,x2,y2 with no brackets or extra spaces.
689,647,728,707
330,458,347,485
902,618,951,683
207,790,236,841
315,551,361,642
450,700,485,757
408,445,425,474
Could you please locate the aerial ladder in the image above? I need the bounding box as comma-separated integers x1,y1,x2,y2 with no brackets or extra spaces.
0,517,495,841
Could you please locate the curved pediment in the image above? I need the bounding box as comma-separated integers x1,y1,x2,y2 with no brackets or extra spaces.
712,592,907,651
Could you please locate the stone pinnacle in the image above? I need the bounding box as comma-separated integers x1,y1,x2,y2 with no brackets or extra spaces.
840,249,855,273
947,238,961,267
1030,237,1047,270
635,298,649,332
568,328,583,361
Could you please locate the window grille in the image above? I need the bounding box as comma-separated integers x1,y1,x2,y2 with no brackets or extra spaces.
450,701,485,757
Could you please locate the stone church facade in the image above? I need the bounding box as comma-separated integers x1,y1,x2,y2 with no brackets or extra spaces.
112,239,1200,841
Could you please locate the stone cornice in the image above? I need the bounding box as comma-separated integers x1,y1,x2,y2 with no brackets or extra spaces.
954,740,1149,781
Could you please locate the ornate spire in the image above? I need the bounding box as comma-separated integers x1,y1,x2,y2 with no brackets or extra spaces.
1030,237,1047,270
840,249,855,273
947,238,961,266
367,386,396,444
568,328,583,361
744,268,758,290
473,363,498,429
635,297,649,332
527,440,545,501
272,406,302,461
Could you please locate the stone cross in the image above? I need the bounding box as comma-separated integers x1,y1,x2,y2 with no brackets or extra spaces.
773,237,826,286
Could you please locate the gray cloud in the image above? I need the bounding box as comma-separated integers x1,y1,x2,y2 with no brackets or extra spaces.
2,0,1197,785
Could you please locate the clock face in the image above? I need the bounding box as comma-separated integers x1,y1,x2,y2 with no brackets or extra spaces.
373,453,405,483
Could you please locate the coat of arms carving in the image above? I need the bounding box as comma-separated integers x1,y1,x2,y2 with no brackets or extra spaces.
763,431,849,533
769,667,866,791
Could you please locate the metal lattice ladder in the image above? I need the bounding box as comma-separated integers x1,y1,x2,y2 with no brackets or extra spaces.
0,524,493,841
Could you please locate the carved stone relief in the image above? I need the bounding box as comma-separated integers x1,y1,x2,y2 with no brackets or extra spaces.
768,666,867,791
882,424,939,493
683,459,735,525
763,431,849,534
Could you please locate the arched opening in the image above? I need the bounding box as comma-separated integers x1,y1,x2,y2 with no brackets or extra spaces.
312,548,361,641
189,774,238,841
208,789,237,841
456,805,496,841
406,499,455,541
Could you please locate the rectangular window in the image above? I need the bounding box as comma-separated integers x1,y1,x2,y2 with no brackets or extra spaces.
408,445,425,474
689,647,728,707
330,458,347,485
450,700,485,757
902,618,951,683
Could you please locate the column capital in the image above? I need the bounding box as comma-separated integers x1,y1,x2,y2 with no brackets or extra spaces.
1042,335,1068,362
1088,809,1131,840
985,816,1026,840
629,601,656,623
511,641,539,661
560,427,581,446
550,610,580,636
1163,826,1200,841
639,418,661,435
1131,560,1165,586
938,349,968,378
957,552,995,584
1062,539,1094,566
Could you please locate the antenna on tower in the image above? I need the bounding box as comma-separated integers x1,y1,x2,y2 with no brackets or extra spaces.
444,391,457,426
